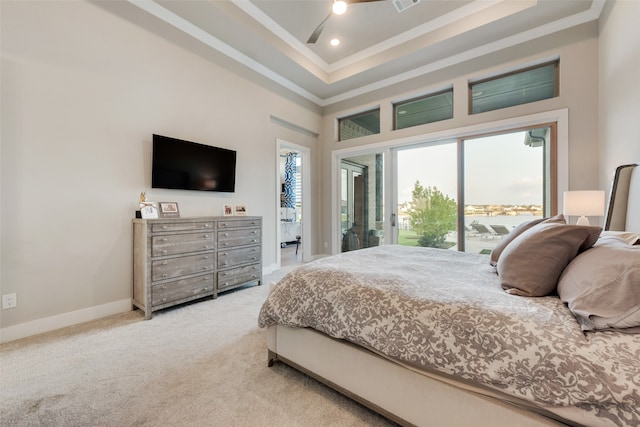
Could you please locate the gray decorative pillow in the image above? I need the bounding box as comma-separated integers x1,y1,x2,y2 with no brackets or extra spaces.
497,222,602,297
558,236,640,332
490,214,566,266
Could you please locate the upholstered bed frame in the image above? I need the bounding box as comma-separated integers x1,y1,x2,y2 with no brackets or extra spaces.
266,163,638,427
605,163,639,232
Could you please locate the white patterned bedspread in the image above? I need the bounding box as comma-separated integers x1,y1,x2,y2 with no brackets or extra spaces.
258,245,640,427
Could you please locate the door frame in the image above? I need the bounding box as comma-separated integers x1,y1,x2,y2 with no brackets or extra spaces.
331,109,569,255
276,139,311,267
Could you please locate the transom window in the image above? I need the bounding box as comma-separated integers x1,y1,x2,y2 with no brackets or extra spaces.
469,61,559,114
338,108,380,141
394,88,453,130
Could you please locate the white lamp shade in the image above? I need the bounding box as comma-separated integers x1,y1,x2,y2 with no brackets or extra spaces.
563,191,605,225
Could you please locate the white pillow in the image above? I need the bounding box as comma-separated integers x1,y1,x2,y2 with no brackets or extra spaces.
558,237,640,332
599,231,640,245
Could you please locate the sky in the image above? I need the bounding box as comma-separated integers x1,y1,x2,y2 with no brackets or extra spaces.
397,131,544,206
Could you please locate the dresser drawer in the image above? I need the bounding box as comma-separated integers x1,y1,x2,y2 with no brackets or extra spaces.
151,221,214,233
217,264,261,291
217,218,261,229
152,253,214,281
151,274,214,306
152,232,215,256
217,228,261,248
217,246,260,269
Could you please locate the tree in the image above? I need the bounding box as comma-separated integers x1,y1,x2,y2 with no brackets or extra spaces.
408,182,457,248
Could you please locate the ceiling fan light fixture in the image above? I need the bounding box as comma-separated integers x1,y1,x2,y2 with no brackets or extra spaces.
332,0,347,15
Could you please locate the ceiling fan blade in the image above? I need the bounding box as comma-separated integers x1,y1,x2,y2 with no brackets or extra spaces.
349,0,387,3
307,11,332,44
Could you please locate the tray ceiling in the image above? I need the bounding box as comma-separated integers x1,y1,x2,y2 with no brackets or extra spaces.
128,0,605,106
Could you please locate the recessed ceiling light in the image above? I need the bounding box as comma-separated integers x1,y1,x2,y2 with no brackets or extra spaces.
332,0,347,15
330,38,340,46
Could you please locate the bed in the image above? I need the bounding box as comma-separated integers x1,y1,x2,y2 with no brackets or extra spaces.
259,164,639,427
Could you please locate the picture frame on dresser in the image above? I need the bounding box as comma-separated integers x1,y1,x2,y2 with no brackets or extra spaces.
223,205,233,216
158,202,180,218
234,205,247,216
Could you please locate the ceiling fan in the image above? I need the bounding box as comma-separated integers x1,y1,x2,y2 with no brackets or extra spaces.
307,0,386,44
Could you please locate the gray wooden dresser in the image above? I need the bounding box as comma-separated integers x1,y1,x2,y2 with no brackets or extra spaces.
132,216,262,319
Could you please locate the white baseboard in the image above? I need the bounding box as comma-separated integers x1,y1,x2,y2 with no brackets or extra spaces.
263,263,280,275
0,299,132,344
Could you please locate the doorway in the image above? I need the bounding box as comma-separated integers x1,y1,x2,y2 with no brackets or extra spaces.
276,140,310,268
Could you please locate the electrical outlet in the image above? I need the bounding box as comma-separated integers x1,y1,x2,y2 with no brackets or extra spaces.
2,293,17,309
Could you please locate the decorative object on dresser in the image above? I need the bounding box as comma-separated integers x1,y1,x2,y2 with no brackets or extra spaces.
133,216,262,319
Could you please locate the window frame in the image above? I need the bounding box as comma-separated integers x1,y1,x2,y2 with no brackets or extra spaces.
468,60,559,115
393,87,454,130
338,107,381,142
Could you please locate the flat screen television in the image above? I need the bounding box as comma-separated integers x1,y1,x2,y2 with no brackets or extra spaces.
152,134,236,192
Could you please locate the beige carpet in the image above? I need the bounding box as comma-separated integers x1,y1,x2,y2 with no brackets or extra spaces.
0,268,395,426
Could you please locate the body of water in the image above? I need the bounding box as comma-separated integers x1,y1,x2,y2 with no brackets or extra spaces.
466,214,542,230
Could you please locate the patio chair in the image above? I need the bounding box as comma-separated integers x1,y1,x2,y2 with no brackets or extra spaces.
490,224,511,238
470,223,494,240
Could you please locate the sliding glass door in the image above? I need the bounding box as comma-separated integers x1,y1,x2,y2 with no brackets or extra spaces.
390,124,555,254
395,141,458,249
461,125,554,253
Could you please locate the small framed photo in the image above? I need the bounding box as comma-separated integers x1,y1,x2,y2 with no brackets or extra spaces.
139,202,159,219
223,204,233,216
234,205,247,216
159,202,180,218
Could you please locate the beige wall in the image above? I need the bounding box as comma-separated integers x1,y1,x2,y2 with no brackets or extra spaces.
598,0,640,188
0,1,320,339
319,23,601,251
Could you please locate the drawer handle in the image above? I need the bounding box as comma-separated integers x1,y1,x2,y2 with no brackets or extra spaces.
203,234,210,238
251,239,257,243
204,224,210,228
161,285,167,290
203,245,209,249
221,272,227,277
223,242,228,246
161,261,168,266
203,255,209,259
221,223,228,227
251,221,256,225
162,238,168,242
224,282,229,286
162,250,168,254
251,257,257,260
222,252,228,256
223,261,228,266
202,267,208,271
252,230,258,234
162,298,167,302
162,274,167,278
162,225,169,229
251,274,257,278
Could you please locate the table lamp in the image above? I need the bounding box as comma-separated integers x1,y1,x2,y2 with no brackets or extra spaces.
563,190,605,225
